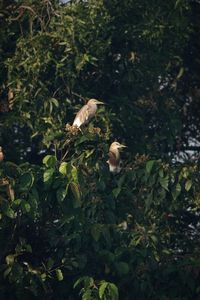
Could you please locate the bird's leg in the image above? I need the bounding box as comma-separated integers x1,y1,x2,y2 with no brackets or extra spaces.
78,127,83,134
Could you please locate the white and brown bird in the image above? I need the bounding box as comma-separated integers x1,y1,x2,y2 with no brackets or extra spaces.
72,98,104,128
107,142,126,174
0,146,4,162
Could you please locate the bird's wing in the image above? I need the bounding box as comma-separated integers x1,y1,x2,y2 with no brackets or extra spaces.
73,104,89,127
73,104,95,127
108,150,120,166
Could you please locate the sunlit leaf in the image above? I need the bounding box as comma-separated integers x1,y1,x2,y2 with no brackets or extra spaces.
59,162,69,176
56,269,63,281
185,179,192,192
43,168,54,182
43,155,57,168
99,282,108,299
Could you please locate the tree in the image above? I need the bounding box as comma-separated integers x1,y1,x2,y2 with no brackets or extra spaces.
0,0,200,299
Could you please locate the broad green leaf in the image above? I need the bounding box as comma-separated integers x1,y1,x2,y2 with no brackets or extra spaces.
56,269,63,281
185,179,192,192
19,172,34,190
82,290,92,300
91,224,102,242
21,201,31,213
47,258,54,270
159,176,169,191
43,155,57,168
182,167,189,179
146,160,155,174
43,168,54,182
108,283,119,300
99,282,108,299
74,276,94,289
172,183,181,200
59,162,69,176
6,254,15,266
1,201,15,219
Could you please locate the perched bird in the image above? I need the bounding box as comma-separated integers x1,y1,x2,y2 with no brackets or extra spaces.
107,142,126,174
72,99,104,128
0,146,4,162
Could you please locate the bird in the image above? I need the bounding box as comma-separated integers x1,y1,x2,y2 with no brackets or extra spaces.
72,99,104,128
107,142,126,173
0,146,4,162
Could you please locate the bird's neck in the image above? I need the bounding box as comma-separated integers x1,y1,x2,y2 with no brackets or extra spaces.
88,103,97,111
111,148,120,160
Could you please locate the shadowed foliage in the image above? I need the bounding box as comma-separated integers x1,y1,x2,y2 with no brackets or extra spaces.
0,0,200,299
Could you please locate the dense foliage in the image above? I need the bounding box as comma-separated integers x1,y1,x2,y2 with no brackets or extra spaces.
0,0,200,299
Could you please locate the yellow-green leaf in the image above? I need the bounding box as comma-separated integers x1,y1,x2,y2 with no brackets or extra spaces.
185,180,192,192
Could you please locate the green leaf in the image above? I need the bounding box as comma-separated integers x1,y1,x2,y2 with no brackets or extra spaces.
4,267,12,278
6,254,15,266
99,282,108,299
146,160,155,174
82,290,92,300
50,97,59,107
56,269,63,281
71,166,78,182
112,187,121,198
91,224,102,242
70,182,81,208
43,155,57,168
108,283,119,300
176,67,184,79
159,168,164,178
59,162,69,176
56,188,67,202
75,53,89,72
1,201,15,219
43,168,54,183
185,179,192,192
21,201,31,213
74,276,94,289
47,258,54,270
115,262,129,276
172,183,181,200
19,172,34,190
159,176,169,191
182,167,189,179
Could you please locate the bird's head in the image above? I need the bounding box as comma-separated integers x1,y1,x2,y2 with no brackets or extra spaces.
87,99,104,105
110,142,127,150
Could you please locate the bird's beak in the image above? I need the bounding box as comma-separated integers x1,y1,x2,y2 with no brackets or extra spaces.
119,144,127,148
95,101,105,105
